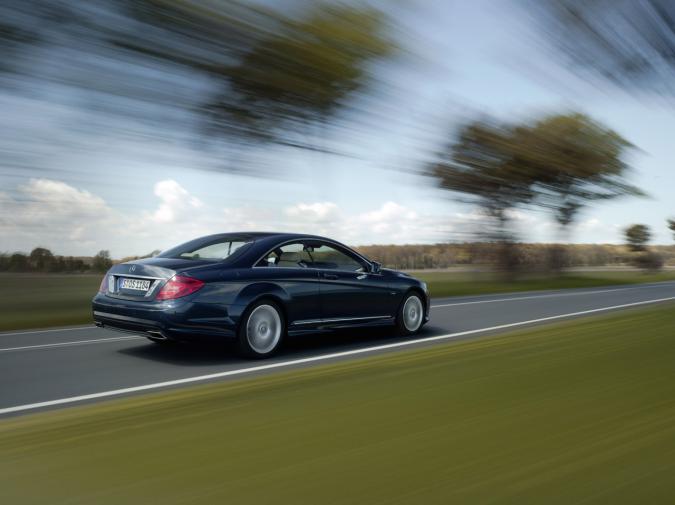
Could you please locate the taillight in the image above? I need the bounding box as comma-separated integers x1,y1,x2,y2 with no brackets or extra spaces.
156,275,204,300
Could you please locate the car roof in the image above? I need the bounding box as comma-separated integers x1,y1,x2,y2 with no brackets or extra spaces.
198,231,334,242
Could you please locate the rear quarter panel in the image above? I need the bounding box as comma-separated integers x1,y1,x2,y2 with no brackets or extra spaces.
193,267,321,326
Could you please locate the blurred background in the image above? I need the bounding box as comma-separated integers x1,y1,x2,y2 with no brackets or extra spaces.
2,0,675,311
5,5,675,501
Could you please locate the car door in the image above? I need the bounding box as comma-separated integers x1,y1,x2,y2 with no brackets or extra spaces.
253,242,321,328
308,241,393,322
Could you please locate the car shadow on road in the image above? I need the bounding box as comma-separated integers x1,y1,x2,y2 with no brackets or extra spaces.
117,340,240,366
117,325,442,367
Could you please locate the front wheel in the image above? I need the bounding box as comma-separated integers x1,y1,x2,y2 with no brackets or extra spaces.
238,300,285,358
396,293,424,335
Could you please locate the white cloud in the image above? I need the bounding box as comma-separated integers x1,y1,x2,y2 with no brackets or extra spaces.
0,178,626,257
150,180,203,224
0,179,117,252
285,202,340,223
353,202,422,242
1,179,451,255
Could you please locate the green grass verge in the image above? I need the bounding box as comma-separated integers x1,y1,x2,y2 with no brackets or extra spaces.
2,304,675,504
2,270,675,331
0,273,100,331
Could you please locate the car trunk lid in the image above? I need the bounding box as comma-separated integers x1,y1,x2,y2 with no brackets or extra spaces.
103,258,211,300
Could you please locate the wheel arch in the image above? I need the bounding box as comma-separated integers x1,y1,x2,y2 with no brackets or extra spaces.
234,281,291,307
237,293,288,335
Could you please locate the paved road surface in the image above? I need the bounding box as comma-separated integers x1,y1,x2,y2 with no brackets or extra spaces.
2,282,674,416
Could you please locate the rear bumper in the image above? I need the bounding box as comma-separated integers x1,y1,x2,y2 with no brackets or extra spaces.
92,293,242,342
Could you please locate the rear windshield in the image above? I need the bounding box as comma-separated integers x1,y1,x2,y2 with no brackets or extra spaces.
158,237,252,261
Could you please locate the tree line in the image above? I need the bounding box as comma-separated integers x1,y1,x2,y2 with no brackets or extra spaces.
4,237,675,275
358,242,675,272
359,220,675,272
0,248,112,273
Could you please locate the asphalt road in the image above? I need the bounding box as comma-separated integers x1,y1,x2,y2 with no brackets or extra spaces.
2,281,675,417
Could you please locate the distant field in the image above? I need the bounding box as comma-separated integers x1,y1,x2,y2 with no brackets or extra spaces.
416,269,675,298
2,270,675,331
2,304,675,504
0,273,100,331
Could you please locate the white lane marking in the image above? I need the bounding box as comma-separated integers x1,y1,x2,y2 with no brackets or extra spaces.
1,295,674,416
430,283,667,308
0,326,91,337
0,336,144,353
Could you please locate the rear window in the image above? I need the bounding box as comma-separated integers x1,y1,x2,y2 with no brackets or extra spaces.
158,237,252,261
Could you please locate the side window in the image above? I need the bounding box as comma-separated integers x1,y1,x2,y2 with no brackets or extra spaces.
308,244,365,272
184,241,247,260
257,242,312,268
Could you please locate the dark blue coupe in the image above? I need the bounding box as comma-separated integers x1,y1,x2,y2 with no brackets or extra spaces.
92,232,429,357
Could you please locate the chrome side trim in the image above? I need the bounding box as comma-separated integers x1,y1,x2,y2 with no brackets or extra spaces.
114,274,165,280
292,315,391,326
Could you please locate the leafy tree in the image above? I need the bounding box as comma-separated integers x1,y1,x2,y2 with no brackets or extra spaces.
0,1,395,168
29,247,55,272
625,224,651,252
530,0,675,95
66,257,85,272
203,5,393,151
632,251,664,272
429,119,536,272
523,113,641,269
429,112,641,272
92,250,113,273
668,219,675,241
524,113,641,230
8,253,29,271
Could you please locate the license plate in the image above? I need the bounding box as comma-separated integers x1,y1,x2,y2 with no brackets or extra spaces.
120,278,151,291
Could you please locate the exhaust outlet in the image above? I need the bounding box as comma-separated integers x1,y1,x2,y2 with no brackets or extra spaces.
147,330,168,340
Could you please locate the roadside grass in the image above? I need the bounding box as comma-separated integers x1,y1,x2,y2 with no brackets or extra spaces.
2,270,675,331
0,273,100,331
2,304,675,504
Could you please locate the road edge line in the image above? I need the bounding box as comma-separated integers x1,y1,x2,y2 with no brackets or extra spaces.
2,295,674,415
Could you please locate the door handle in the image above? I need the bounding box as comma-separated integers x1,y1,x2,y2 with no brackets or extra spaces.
323,273,339,280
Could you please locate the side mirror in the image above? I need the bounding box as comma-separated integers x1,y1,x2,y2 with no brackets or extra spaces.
370,261,382,274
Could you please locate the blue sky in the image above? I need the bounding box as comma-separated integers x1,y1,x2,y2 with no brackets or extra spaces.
1,0,673,257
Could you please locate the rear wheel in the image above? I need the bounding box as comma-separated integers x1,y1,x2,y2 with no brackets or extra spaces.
238,300,285,358
396,292,424,335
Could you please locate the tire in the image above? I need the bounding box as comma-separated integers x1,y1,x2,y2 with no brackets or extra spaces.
396,292,425,336
238,299,285,358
